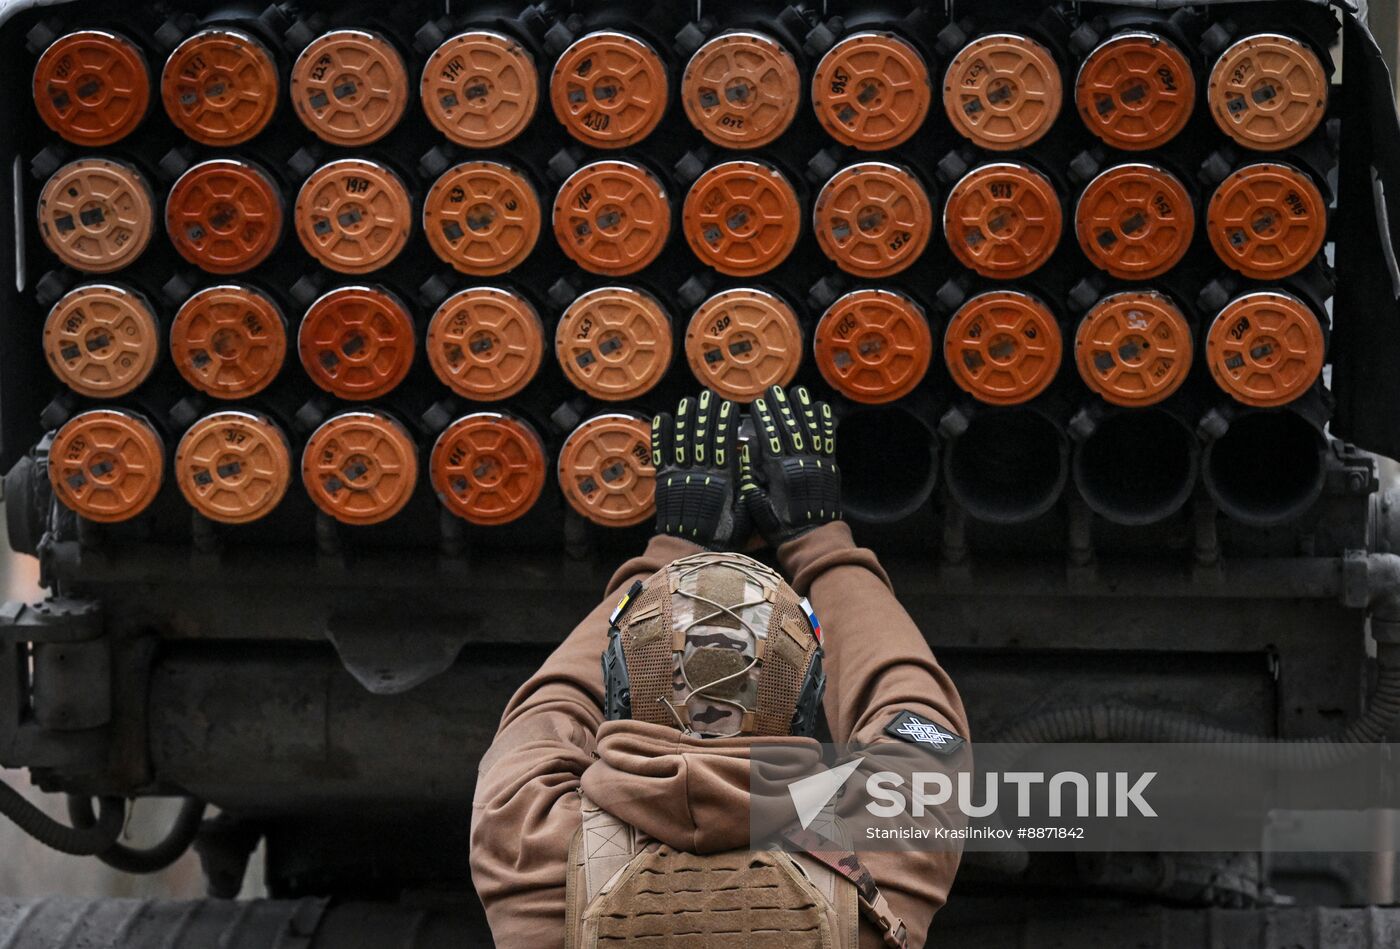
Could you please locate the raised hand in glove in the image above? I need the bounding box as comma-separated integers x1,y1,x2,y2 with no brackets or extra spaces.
742,384,841,546
651,390,749,550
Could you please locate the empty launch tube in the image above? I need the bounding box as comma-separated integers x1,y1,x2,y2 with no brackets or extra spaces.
1202,407,1328,527
1072,409,1200,526
942,406,1069,524
834,405,938,523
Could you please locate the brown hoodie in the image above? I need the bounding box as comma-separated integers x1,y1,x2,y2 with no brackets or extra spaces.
470,522,968,948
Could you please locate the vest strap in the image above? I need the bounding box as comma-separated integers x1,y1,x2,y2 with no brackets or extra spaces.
783,828,910,949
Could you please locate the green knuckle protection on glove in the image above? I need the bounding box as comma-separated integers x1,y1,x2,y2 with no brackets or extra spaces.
652,391,748,549
745,384,843,544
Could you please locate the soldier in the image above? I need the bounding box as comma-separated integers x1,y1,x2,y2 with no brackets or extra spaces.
470,385,967,948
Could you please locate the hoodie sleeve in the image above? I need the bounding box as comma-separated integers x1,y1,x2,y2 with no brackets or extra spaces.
778,520,968,949
469,534,703,949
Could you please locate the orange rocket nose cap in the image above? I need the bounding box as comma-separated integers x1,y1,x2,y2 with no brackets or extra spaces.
295,159,413,274
557,286,673,401
1206,162,1326,280
814,162,933,278
292,29,409,146
423,30,539,148
551,31,668,148
175,411,292,524
43,284,160,398
1206,291,1325,408
298,286,416,400
1076,32,1196,151
1208,33,1328,152
49,408,165,523
683,160,801,277
814,289,933,404
167,159,284,274
944,290,1062,405
558,413,656,527
944,33,1063,151
1075,290,1193,407
431,413,547,525
34,30,150,146
553,160,671,276
170,284,287,399
812,31,932,150
38,158,156,274
426,287,544,401
945,162,1062,280
302,410,419,525
1076,163,1195,280
424,161,541,275
681,31,801,149
162,28,279,145
685,288,803,402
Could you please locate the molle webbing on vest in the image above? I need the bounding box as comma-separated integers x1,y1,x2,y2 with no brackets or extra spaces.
568,792,864,949
590,846,831,948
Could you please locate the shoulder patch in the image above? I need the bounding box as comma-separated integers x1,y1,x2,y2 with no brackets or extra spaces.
884,710,965,756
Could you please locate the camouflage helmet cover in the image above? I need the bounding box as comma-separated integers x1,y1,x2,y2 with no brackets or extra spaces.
603,551,826,738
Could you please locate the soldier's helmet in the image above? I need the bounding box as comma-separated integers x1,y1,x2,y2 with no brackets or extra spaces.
603,551,826,738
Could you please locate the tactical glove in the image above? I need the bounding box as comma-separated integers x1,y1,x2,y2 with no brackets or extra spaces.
651,390,749,550
743,385,842,546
